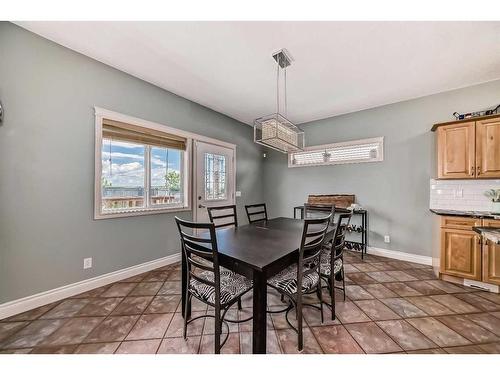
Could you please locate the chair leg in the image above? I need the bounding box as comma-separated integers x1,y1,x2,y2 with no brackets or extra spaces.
183,293,190,339
331,274,336,321
214,304,221,354
341,267,346,301
316,282,324,324
297,297,303,352
237,297,242,311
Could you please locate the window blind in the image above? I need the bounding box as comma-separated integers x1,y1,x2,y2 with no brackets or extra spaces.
289,137,384,167
102,118,187,150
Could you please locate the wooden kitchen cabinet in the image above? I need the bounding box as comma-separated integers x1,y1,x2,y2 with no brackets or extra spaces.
476,118,500,178
440,227,482,280
437,122,475,179
433,114,500,179
482,219,500,285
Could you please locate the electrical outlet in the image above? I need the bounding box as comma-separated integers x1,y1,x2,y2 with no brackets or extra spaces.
455,189,463,198
384,235,391,243
83,257,93,269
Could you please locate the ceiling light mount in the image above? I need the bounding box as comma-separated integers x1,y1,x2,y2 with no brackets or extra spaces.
272,49,293,69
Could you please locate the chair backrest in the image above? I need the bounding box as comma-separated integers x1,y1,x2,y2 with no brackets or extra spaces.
304,203,335,223
297,213,332,292
245,203,268,223
175,217,221,302
207,205,238,229
330,212,352,260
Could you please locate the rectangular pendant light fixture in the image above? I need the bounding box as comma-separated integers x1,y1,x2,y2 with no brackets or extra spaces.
253,49,304,153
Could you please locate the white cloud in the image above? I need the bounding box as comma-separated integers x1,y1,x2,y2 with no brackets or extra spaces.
102,160,144,187
101,158,180,188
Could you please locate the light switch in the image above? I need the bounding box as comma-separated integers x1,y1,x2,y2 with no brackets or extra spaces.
235,191,242,197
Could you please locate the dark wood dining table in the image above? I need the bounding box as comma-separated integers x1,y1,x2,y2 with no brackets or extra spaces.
181,216,334,354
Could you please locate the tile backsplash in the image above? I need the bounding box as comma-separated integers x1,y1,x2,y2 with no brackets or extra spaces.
430,179,500,212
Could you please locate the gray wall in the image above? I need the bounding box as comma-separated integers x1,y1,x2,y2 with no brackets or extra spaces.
0,22,264,303
263,79,500,258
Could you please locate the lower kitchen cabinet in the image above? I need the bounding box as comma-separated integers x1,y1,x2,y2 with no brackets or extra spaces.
440,227,482,280
482,219,500,285
483,240,500,284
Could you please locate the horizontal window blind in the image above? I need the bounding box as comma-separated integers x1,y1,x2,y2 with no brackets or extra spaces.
289,137,383,168
102,118,187,150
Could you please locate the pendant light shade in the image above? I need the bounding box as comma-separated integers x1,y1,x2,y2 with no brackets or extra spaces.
254,113,304,153
253,49,304,153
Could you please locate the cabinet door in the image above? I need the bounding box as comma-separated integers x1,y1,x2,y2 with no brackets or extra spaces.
437,122,475,179
440,228,481,280
476,118,500,178
482,219,500,285
483,241,500,285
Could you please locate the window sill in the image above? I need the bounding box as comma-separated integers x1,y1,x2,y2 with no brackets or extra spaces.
94,206,191,220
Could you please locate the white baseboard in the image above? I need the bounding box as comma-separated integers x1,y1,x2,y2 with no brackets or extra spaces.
366,246,432,266
0,252,181,320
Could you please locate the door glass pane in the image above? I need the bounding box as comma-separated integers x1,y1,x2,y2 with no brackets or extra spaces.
150,146,183,206
101,138,145,212
204,153,227,200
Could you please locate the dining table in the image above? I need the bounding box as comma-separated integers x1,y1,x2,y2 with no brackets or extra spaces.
181,216,335,354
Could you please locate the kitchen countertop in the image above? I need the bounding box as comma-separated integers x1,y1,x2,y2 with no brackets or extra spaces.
430,209,500,219
473,227,500,245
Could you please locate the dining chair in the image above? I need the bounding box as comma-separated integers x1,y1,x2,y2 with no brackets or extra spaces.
207,204,238,228
175,217,253,354
245,203,268,223
267,213,332,351
320,212,352,320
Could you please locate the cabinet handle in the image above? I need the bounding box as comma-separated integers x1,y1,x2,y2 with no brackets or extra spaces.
470,166,474,176
477,166,481,175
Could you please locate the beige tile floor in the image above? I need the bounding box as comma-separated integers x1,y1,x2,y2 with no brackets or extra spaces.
1,251,500,354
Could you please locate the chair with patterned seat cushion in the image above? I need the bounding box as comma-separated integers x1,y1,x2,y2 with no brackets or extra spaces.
320,212,352,320
175,217,253,354
190,267,252,305
267,213,332,351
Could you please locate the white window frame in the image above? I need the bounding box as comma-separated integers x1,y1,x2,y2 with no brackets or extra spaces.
288,136,384,168
94,108,195,219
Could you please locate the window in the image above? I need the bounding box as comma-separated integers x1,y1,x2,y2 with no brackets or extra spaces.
288,137,384,168
95,112,191,219
204,153,227,200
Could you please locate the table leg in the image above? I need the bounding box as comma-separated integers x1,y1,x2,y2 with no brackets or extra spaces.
181,250,191,319
252,271,267,354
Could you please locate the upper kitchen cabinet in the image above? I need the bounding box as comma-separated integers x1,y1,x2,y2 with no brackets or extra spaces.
436,121,475,179
476,117,500,178
433,114,500,179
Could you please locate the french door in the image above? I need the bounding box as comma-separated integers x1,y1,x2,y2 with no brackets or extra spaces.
194,140,235,224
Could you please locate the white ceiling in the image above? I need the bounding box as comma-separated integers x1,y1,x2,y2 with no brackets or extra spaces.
16,21,500,125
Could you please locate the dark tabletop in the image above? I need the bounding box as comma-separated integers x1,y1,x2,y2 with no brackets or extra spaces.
211,217,332,273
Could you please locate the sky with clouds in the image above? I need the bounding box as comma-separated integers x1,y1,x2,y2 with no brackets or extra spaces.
101,139,181,188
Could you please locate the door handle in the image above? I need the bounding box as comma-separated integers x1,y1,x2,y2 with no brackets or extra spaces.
198,204,206,209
